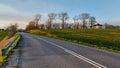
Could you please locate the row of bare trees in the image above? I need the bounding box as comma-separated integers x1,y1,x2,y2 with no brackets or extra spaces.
46,12,69,29
25,12,97,31
73,13,96,29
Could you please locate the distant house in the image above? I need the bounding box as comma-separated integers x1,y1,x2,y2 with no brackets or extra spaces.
91,24,103,29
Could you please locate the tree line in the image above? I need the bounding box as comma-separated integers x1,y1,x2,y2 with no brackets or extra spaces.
25,12,97,31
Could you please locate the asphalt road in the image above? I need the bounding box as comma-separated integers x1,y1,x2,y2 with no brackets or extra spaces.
19,32,120,68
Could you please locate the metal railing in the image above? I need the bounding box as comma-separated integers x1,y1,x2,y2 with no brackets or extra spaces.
1,35,19,56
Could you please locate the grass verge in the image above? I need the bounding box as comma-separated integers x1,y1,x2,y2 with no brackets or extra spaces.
0,32,7,42
29,29,120,54
0,34,21,66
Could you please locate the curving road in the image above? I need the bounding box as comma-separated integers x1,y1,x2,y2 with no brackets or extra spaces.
18,32,120,68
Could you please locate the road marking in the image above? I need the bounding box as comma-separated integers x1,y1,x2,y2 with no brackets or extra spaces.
38,37,107,68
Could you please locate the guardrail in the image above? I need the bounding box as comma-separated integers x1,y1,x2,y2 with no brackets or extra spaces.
1,35,21,56
0,34,21,66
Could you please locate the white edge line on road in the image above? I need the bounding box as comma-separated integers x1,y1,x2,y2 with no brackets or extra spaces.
38,37,107,68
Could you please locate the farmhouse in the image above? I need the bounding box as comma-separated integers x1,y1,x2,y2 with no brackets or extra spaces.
91,24,103,29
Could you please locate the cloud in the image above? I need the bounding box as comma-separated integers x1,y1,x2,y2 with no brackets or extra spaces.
109,18,120,25
0,0,65,29
0,20,28,29
0,4,18,14
0,2,120,29
0,4,34,29
11,0,64,13
0,3,34,22
98,18,120,25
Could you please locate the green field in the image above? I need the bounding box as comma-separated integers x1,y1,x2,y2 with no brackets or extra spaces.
0,32,7,42
29,29,120,53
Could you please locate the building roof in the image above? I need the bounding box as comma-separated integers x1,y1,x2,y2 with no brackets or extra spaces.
93,24,103,26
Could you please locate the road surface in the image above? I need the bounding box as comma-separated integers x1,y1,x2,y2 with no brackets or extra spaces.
18,32,120,68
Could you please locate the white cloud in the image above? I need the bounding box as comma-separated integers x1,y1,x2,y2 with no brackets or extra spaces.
109,18,120,25
0,4,18,14
0,20,28,29
0,2,120,29
0,3,60,29
0,4,34,29
98,18,120,26
13,0,64,13
0,0,65,29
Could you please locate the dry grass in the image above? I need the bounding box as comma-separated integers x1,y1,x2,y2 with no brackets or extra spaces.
0,36,14,49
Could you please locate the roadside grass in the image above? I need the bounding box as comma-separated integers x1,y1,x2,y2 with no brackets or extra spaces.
29,29,56,37
0,32,7,42
29,29,120,54
0,34,21,66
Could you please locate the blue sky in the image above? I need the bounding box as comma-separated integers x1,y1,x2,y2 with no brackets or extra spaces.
0,0,120,28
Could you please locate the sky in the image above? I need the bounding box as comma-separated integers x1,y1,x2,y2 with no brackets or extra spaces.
0,0,120,29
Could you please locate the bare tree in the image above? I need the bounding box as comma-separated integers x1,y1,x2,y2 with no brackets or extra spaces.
80,13,90,28
89,16,96,28
73,16,79,29
34,14,41,29
47,13,57,29
25,21,36,31
6,23,18,38
46,19,51,29
53,23,60,29
39,24,45,29
59,12,69,29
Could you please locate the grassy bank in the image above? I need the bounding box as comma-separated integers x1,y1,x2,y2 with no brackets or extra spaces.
29,29,120,53
0,32,7,42
0,34,21,65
